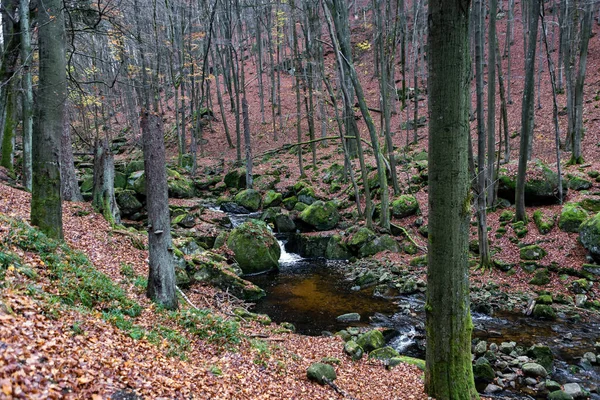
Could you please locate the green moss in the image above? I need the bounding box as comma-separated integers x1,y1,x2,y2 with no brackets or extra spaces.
533,210,555,234
391,195,420,218
559,202,588,233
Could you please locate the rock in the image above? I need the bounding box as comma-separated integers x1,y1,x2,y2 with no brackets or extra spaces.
172,213,195,228
574,294,588,307
571,278,592,294
389,356,425,371
263,190,282,208
532,304,557,320
582,264,600,277
260,207,279,224
282,196,297,210
548,390,575,400
525,377,538,386
167,170,196,198
220,202,250,214
522,362,548,378
528,344,554,371
234,189,262,212
567,175,593,191
188,253,265,300
475,340,488,356
297,186,318,205
298,201,340,231
498,160,567,205
537,294,553,304
484,384,503,394
307,362,336,385
358,235,400,257
580,198,600,213
336,313,360,323
116,190,143,217
356,330,385,352
368,346,400,362
347,227,376,251
533,209,556,234
344,341,363,360
583,352,597,364
473,360,495,383
391,195,420,218
253,174,279,191
559,203,589,233
546,380,562,392
521,245,548,260
224,168,246,189
579,213,600,262
286,234,330,258
131,171,146,195
274,214,296,233
563,383,584,399
226,220,281,274
325,235,352,260
397,278,418,295
530,269,551,286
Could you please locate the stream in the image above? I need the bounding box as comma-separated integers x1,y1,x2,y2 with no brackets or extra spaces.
214,208,600,398
245,239,600,399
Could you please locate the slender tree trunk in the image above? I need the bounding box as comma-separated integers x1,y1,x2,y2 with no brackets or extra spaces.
426,0,478,398
31,0,65,240
290,0,305,177
141,112,178,310
18,0,32,188
487,0,498,205
515,0,541,222
61,106,83,202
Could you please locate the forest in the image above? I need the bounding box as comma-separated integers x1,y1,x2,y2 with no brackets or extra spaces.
1,0,600,398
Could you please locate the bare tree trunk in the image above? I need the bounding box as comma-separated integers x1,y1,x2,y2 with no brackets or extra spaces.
61,107,83,202
19,0,33,189
141,112,178,310
487,0,498,205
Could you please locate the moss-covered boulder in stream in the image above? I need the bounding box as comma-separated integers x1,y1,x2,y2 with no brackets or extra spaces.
356,329,385,352
498,160,567,205
263,190,282,208
234,189,262,212
358,235,400,257
579,212,600,262
226,220,280,274
299,200,340,230
326,235,352,260
391,195,419,218
559,203,588,233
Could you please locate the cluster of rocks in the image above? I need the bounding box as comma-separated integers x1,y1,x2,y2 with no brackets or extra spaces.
472,339,600,399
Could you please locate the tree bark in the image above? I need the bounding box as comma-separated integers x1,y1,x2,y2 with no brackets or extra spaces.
426,0,478,398
19,0,33,190
141,112,178,310
515,0,541,222
31,0,66,240
61,107,83,202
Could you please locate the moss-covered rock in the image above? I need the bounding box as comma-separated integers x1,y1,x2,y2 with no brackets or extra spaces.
536,294,553,305
234,189,262,212
326,235,352,260
131,171,146,195
512,220,529,238
347,227,376,250
532,304,556,320
548,390,574,400
299,200,340,231
579,212,600,262
520,245,547,260
580,198,600,213
189,253,265,300
473,360,495,383
527,344,554,371
80,175,94,193
253,174,279,191
322,163,345,184
263,190,282,208
116,190,143,217
391,195,419,218
114,171,127,189
368,346,400,361
223,168,247,189
358,235,400,257
559,203,588,233
567,174,592,191
274,214,296,233
226,220,280,274
529,268,551,286
498,160,567,205
388,356,425,370
297,186,318,205
307,362,336,385
294,202,308,212
356,330,385,352
344,340,364,360
533,209,555,234
167,170,196,198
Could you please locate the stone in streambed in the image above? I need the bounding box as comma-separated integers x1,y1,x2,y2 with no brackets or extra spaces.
307,362,336,385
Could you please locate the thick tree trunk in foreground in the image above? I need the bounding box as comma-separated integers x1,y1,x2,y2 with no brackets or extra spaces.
31,0,66,240
20,0,33,190
141,112,178,310
426,0,478,398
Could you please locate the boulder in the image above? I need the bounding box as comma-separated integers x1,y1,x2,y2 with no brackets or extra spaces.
579,213,600,262
234,189,262,212
532,304,556,320
253,174,279,191
368,346,400,362
563,383,584,399
223,168,247,189
220,202,250,214
325,235,352,260
567,175,592,191
336,313,360,323
533,209,556,234
307,363,336,385
347,227,376,251
356,330,385,352
522,362,548,378
527,344,554,371
116,190,143,217
498,160,567,205
548,391,574,400
358,235,400,257
559,203,588,233
391,195,420,218
299,201,340,231
580,198,600,212
297,186,318,205
473,360,495,383
520,245,547,260
344,341,364,360
529,269,551,286
226,220,280,274
274,214,296,233
167,169,195,198
263,190,283,208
